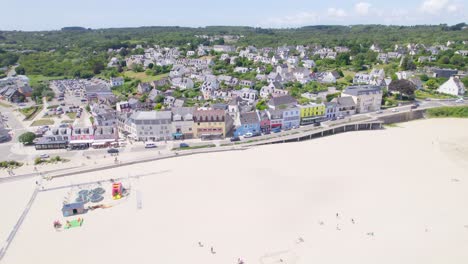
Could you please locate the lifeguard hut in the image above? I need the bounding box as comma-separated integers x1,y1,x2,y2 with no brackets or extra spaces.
62,202,86,217
112,182,123,200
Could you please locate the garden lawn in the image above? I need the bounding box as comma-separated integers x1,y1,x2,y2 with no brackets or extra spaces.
123,71,169,82
66,112,77,119
415,90,456,100
28,75,68,87
30,119,54,127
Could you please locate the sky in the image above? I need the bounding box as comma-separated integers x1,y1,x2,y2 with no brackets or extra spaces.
0,0,466,31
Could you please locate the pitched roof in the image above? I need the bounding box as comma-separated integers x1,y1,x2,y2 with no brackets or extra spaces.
268,95,297,107
334,96,356,107
240,112,260,125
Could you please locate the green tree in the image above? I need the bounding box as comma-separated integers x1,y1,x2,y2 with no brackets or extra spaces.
425,79,439,90
15,65,26,75
438,56,450,64
154,103,163,110
420,74,429,82
256,100,268,110
139,94,148,103
92,61,105,74
155,95,165,103
450,54,464,66
461,76,468,88
18,132,36,145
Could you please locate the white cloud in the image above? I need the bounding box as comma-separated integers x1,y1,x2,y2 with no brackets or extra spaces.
327,8,347,18
355,2,372,15
264,11,319,27
420,0,450,14
447,4,458,12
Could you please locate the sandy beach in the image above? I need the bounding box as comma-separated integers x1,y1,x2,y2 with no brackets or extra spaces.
1,118,468,264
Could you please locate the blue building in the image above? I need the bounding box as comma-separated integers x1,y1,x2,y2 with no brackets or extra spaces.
234,111,261,137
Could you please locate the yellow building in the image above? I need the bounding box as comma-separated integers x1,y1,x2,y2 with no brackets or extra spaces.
193,109,227,139
298,103,326,125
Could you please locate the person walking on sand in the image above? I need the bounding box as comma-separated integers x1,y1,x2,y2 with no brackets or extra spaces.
198,241,204,247
351,218,355,224
211,246,215,254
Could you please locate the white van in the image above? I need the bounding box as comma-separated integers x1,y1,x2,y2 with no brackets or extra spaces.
145,142,157,148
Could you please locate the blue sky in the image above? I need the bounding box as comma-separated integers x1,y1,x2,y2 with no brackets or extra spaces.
0,0,466,31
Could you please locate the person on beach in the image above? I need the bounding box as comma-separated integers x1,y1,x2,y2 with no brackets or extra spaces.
211,246,215,254
351,218,355,224
198,241,204,247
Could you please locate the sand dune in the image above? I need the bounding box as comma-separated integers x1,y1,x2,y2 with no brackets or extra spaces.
2,118,468,264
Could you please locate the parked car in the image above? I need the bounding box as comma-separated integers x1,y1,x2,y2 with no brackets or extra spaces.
107,148,119,154
455,98,464,103
244,132,253,138
376,110,383,114
230,136,240,142
179,143,189,148
145,142,157,148
411,103,419,109
272,127,281,133
391,108,399,112
39,154,50,159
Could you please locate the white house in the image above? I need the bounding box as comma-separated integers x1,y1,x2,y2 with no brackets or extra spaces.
171,77,194,90
200,80,220,100
234,67,249,73
110,77,124,87
437,76,466,96
239,88,258,103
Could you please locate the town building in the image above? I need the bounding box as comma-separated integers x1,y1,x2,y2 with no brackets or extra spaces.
121,111,172,141
193,109,227,140
298,103,326,126
341,85,382,113
171,107,195,140
234,111,261,137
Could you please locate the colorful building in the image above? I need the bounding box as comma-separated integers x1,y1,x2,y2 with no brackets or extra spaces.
234,111,261,137
193,109,226,139
298,103,326,125
257,110,271,134
282,107,301,129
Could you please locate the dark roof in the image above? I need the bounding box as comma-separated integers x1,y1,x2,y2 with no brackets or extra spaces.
212,103,228,110
171,107,196,116
193,109,225,122
268,95,297,107
62,202,85,210
433,68,457,78
334,96,356,107
240,112,260,125
19,85,33,94
85,84,111,93
268,109,284,119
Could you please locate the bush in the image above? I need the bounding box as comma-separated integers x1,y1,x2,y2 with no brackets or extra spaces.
427,106,468,118
0,160,23,169
34,157,43,165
